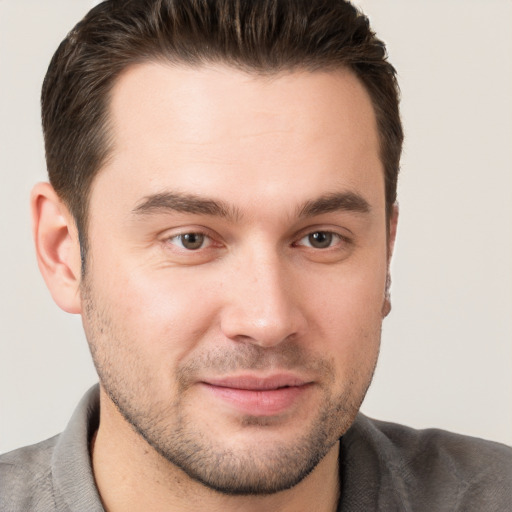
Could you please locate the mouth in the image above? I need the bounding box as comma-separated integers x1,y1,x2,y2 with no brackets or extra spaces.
199,374,314,416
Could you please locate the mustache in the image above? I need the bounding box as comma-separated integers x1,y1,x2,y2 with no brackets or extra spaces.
176,340,335,386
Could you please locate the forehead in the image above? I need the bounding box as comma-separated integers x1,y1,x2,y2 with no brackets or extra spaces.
92,62,383,216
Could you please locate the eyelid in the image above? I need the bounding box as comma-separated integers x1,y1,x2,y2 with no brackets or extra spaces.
295,232,341,248
160,226,221,250
168,233,211,250
158,225,352,254
293,226,353,246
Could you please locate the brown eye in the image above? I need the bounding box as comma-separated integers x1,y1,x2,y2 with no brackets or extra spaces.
307,231,334,249
172,233,207,250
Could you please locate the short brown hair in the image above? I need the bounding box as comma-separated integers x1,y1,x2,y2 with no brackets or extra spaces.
42,0,403,264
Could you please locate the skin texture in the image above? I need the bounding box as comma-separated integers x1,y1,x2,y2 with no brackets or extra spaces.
32,63,397,512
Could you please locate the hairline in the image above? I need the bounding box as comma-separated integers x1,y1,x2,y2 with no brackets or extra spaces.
74,58,393,275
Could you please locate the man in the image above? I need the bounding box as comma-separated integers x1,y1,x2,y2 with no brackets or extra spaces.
1,0,510,510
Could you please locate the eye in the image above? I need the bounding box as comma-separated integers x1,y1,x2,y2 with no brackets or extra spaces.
168,232,210,250
297,231,341,249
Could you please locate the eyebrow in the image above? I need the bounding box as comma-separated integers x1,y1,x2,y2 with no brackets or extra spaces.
297,192,371,218
132,192,241,220
132,190,371,221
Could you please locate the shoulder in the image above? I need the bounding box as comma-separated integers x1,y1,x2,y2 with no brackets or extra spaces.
370,415,511,478
0,435,60,511
342,414,512,511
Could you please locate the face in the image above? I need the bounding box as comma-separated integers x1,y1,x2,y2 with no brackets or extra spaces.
81,63,392,495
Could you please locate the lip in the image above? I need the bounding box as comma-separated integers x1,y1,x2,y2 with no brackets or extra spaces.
200,374,313,416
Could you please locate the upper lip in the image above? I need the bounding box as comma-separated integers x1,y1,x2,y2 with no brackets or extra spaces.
201,374,312,391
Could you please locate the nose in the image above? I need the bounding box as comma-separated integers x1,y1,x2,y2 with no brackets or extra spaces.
220,250,308,348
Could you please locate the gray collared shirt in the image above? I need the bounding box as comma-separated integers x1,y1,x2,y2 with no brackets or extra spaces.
1,385,511,511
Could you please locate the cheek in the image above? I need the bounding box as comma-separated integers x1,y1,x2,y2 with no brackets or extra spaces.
87,254,224,367
309,252,387,325
304,255,387,365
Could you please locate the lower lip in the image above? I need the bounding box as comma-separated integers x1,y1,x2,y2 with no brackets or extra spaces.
201,383,311,416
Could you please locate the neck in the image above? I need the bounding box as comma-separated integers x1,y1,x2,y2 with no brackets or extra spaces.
91,390,341,512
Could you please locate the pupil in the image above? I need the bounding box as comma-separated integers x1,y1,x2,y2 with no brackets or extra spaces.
182,233,204,250
309,232,332,248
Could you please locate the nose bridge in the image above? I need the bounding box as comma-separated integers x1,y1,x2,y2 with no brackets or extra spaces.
221,243,306,346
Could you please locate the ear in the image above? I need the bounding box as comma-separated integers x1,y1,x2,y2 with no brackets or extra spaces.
387,202,399,259
382,203,399,318
31,182,83,314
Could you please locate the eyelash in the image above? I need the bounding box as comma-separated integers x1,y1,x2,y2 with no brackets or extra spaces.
167,231,214,251
294,231,347,250
165,229,350,252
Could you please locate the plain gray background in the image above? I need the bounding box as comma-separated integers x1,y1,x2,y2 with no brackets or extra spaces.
1,0,511,454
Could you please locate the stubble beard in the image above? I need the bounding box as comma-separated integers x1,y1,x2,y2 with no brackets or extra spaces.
81,280,380,496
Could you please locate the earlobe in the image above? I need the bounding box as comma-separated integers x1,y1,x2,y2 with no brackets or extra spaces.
31,182,82,314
